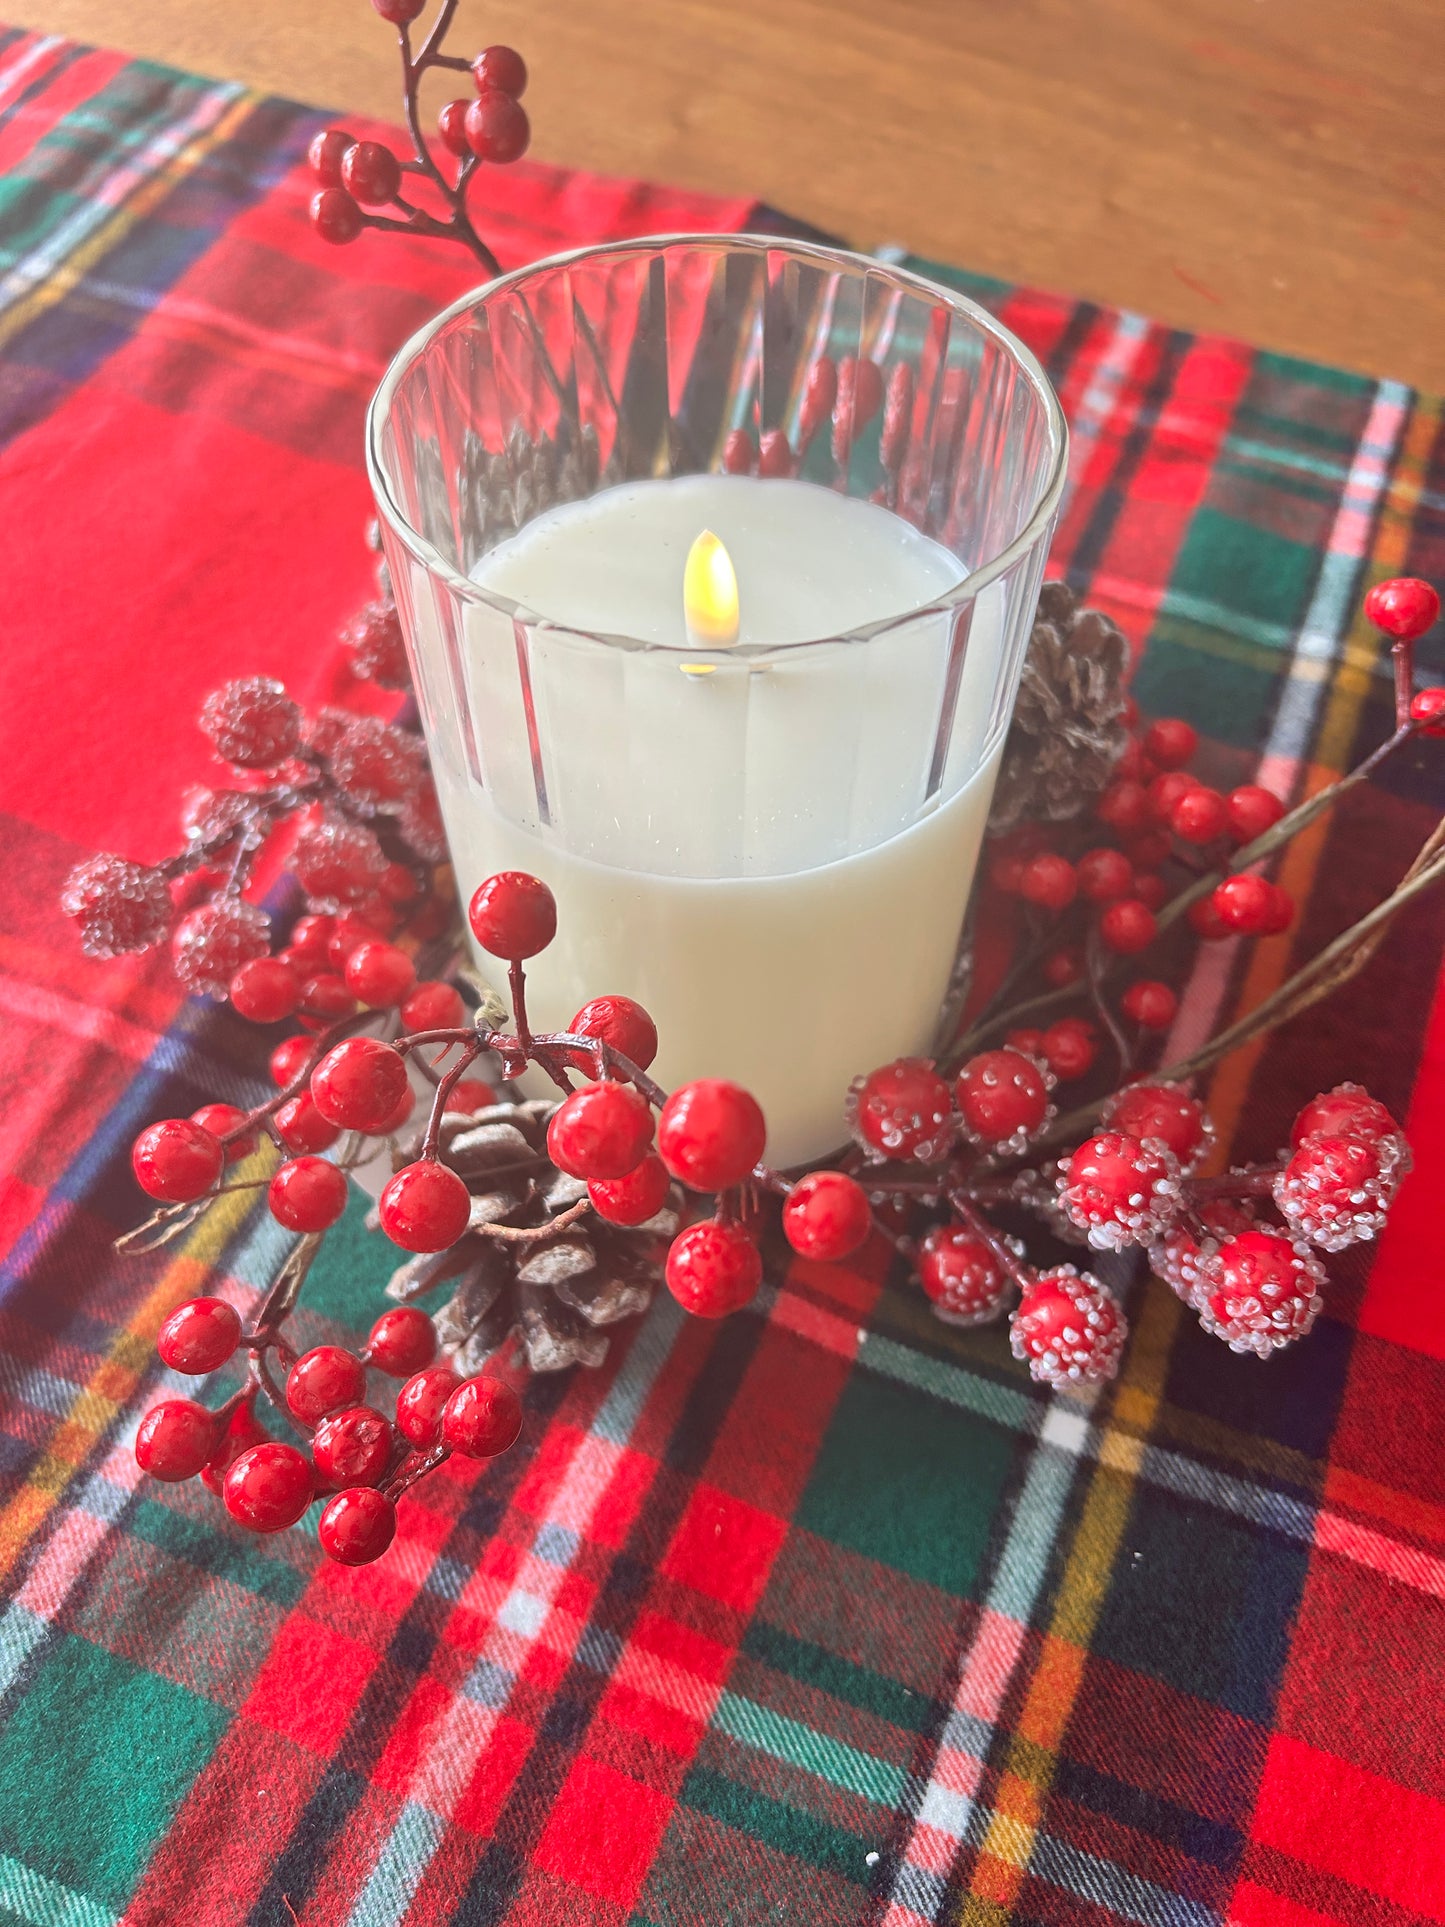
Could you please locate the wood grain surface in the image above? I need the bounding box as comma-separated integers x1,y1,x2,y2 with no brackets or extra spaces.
13,0,1445,388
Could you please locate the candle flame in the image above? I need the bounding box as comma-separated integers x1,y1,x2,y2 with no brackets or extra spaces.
683,529,740,649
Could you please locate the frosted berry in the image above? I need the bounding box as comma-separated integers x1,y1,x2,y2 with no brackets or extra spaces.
465,90,530,162
158,1297,241,1374
379,1160,472,1252
132,1118,224,1202
916,1225,1011,1326
469,871,556,959
1096,778,1150,834
1363,576,1440,641
269,1156,348,1232
955,1049,1051,1151
309,1037,408,1134
665,1220,762,1317
365,1306,437,1377
1010,1267,1126,1387
1200,1229,1324,1357
1169,786,1229,843
1120,981,1177,1030
548,1081,654,1181
1076,847,1134,902
270,1033,314,1089
329,716,423,807
326,911,388,970
191,1103,259,1161
312,1406,394,1488
345,600,409,689
1411,688,1445,736
200,677,300,768
291,815,387,908
223,1442,314,1532
471,44,527,95
286,1346,366,1426
60,853,171,957
135,1399,218,1481
657,1080,767,1192
1143,718,1198,769
274,1092,341,1156
172,897,271,996
781,1171,872,1262
343,941,416,1011
588,1154,672,1226
438,98,471,155
1211,873,1276,935
401,980,465,1031
308,128,353,186
1039,1018,1097,1082
1059,1131,1181,1250
1099,898,1157,955
395,1364,462,1447
1102,1082,1209,1168
1290,1083,1398,1148
569,995,659,1071
1228,784,1285,842
1149,1201,1257,1311
1273,1131,1408,1251
1017,853,1077,912
443,1376,523,1457
340,140,401,206
848,1058,954,1163
230,956,300,1024
319,1487,396,1564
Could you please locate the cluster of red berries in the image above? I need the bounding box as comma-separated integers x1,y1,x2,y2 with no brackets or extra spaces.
721,352,915,485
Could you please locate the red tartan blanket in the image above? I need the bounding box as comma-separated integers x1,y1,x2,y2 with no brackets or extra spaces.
0,25,1443,1927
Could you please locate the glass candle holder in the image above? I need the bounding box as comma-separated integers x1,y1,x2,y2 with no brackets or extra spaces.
368,235,1067,1168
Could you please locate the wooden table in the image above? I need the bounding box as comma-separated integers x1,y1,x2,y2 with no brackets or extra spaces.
15,0,1445,389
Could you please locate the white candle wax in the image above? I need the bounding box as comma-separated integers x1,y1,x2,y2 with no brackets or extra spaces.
428,474,1007,1168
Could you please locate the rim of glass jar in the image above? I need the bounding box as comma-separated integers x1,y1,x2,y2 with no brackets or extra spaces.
366,232,1068,655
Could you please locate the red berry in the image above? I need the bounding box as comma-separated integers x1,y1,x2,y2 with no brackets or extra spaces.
588,1154,672,1226
1290,1083,1398,1148
1005,1027,1045,1057
1043,946,1084,988
340,140,400,206
568,995,659,1071
223,1442,314,1532
191,1103,259,1161
1010,1267,1126,1387
443,1376,523,1457
469,871,556,959
444,1078,497,1117
297,973,357,1026
1169,786,1229,843
916,1225,1010,1326
1039,1018,1097,1082
1132,873,1167,911
312,1406,394,1488
799,356,838,445
1143,718,1199,769
657,1079,767,1191
1102,1082,1208,1166
286,1346,366,1426
310,1037,409,1133
269,1156,348,1232
464,90,530,162
229,956,300,1024
372,0,426,19
1147,770,1198,824
831,355,884,460
471,44,527,96
380,862,421,907
292,816,387,908
1115,737,1150,781
60,852,171,957
135,1399,219,1481
1099,898,1157,955
319,1486,396,1564
848,1058,954,1163
1124,829,1173,873
1119,981,1178,1031
395,1364,462,1447
379,1160,472,1252
158,1297,241,1374
1148,1200,1257,1311
274,1092,342,1156
286,913,335,969
401,980,465,1032
881,362,914,469
132,1118,223,1202
308,128,353,186
172,898,271,997
1188,894,1231,940
723,429,756,474
1096,779,1150,833
200,676,301,768
1017,852,1077,913
365,1306,438,1377
1200,1229,1324,1356
326,911,387,971
781,1171,872,1262
1227,784,1285,843
375,1083,417,1136
1059,1132,1181,1250
399,778,447,864
270,1033,314,1089
1261,882,1294,935
1076,847,1134,902
665,1220,762,1317
1363,576,1440,641
548,1081,654,1181
751,429,791,478
1411,687,1445,736
1273,1132,1407,1251
1211,873,1276,935
955,1049,1051,1149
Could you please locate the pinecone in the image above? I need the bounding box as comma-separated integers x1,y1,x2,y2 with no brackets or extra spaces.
379,1096,676,1374
989,582,1130,833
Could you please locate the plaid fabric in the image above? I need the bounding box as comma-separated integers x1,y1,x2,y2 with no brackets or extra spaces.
1,27,1443,1927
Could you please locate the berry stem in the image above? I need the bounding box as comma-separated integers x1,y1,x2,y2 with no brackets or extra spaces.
946,1193,1030,1290
394,10,502,275
419,1039,485,1160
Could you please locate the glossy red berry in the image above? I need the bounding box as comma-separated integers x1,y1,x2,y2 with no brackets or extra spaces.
1124,828,1172,873
274,1092,341,1156
848,1058,954,1163
469,871,556,959
365,1306,437,1377
588,1154,672,1226
465,90,530,162
229,956,300,1024
799,356,838,445
1120,981,1177,1030
1410,687,1445,736
1059,1131,1181,1250
1227,784,1285,843
657,1079,767,1191
312,1406,394,1488
308,128,353,186
310,185,364,245
310,1037,410,1133
286,1346,366,1426
1017,852,1077,913
444,1078,497,1116
781,1171,872,1262
395,1364,462,1447
1132,873,1167,911
190,1103,259,1161
1290,1083,1398,1148
1043,946,1084,987
442,1376,523,1457
471,44,527,96
223,1441,314,1532
340,140,401,206
401,980,465,1032
1147,771,1198,824
1076,847,1134,902
1363,576,1440,641
1143,718,1199,769
665,1220,762,1318
135,1399,219,1481
1188,894,1232,940
916,1225,1010,1326
1039,1018,1097,1082
548,1081,654,1181
569,995,659,1071
831,355,884,460
723,428,756,474
1260,881,1294,935
379,1160,472,1252
955,1049,1051,1149
1010,1267,1126,1387
269,1156,348,1232
319,1486,396,1564
325,911,386,971
1096,778,1150,834
1098,899,1158,956
158,1297,241,1374
132,1118,223,1202
345,941,416,1009
371,0,426,20
1273,1132,1407,1251
1200,1230,1324,1356
1102,1082,1209,1167
437,98,472,155
1211,873,1276,935
298,973,357,1026
1169,785,1229,843
757,430,793,477
199,1397,268,1493
270,1034,314,1090
283,913,336,969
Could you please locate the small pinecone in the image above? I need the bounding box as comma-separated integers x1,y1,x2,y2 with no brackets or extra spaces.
989,582,1130,833
381,1097,676,1374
